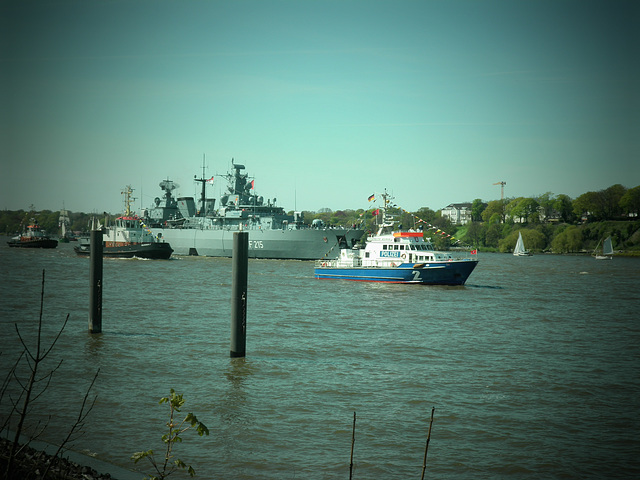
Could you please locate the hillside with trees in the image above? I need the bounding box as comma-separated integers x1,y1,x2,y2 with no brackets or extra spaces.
303,184,640,255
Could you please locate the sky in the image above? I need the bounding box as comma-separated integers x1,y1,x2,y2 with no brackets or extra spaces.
1,0,638,215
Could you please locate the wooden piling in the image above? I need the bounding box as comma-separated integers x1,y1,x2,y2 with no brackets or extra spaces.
230,231,248,357
88,227,103,334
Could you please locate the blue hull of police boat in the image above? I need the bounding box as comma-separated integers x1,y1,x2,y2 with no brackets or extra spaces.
314,260,478,285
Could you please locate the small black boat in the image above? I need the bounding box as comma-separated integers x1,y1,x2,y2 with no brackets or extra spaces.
7,219,58,249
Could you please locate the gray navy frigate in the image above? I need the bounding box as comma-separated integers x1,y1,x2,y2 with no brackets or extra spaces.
143,162,364,259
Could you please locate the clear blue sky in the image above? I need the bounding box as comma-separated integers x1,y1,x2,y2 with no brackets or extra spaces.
1,0,638,215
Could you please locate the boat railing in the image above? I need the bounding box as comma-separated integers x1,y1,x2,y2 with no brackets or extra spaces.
315,257,363,268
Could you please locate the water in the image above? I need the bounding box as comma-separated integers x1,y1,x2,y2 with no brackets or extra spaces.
1,239,639,479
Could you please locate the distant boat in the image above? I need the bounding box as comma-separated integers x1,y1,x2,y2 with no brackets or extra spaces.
59,206,71,243
593,236,613,260
74,186,173,259
7,218,58,249
513,231,532,256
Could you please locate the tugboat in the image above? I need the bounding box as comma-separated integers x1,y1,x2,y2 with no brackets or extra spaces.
7,218,58,249
143,160,364,259
314,191,478,285
74,186,173,259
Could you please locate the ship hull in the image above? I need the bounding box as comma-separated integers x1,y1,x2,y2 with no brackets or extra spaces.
74,242,173,259
150,227,363,260
314,260,478,285
7,239,58,249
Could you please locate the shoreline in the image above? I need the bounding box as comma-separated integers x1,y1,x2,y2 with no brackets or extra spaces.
0,435,140,480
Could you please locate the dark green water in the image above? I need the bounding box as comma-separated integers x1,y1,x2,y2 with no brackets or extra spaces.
1,239,639,479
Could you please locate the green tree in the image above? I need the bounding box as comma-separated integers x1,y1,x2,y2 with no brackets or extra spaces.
484,223,502,247
574,185,627,221
463,221,483,247
506,197,540,223
470,199,486,222
132,389,209,480
551,225,583,253
482,200,506,224
620,185,640,218
537,192,555,221
599,184,626,219
573,191,598,220
553,194,575,223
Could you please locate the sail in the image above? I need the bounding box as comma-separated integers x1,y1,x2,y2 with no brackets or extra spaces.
59,208,70,238
59,209,70,225
513,232,526,255
602,236,613,256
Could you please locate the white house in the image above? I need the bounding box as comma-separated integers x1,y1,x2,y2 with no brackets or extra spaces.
441,203,473,225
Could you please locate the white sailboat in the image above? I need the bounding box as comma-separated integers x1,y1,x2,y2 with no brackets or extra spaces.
513,231,532,256
58,206,71,242
594,236,613,260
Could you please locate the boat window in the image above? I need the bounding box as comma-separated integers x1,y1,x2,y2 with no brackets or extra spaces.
393,245,399,250
400,245,404,250
383,244,387,250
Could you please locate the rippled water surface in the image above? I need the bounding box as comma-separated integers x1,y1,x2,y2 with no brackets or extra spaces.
1,239,639,479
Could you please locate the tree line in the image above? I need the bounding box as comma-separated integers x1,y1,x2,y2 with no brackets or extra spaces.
0,209,102,237
2,184,639,254
303,184,640,254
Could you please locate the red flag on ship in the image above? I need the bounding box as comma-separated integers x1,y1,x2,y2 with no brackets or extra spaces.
470,249,477,255
372,209,379,215
251,180,255,190
206,176,214,184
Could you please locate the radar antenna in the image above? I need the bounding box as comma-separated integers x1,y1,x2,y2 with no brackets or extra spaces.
159,179,179,193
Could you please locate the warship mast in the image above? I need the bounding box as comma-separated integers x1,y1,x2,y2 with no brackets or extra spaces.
194,154,213,217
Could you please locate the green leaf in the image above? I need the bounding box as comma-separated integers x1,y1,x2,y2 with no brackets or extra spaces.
131,450,153,463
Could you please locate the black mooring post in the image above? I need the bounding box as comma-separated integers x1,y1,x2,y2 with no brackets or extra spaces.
230,231,248,357
88,227,103,334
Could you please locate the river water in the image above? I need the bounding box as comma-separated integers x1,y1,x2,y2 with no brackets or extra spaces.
1,238,639,479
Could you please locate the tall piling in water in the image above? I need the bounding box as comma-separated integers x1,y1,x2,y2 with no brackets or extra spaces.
88,226,103,334
230,231,248,357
